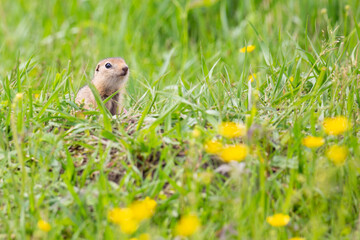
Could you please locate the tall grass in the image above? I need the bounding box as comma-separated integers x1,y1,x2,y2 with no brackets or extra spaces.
0,0,359,239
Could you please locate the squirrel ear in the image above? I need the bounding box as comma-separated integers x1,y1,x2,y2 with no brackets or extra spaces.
95,64,100,72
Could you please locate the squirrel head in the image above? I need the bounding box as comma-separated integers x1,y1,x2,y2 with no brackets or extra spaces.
94,57,129,85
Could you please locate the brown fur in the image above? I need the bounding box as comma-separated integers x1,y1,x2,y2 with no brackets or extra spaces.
75,57,129,115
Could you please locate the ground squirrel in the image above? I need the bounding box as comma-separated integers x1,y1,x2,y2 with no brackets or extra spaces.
75,57,129,115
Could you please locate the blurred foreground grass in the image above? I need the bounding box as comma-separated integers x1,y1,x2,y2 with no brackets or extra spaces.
0,0,360,239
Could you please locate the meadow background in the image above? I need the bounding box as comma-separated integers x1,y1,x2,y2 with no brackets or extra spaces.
0,0,360,239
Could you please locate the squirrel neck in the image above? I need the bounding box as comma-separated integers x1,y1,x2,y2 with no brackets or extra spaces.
92,75,126,98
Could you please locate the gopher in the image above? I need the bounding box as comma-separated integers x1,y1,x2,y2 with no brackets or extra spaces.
75,57,129,115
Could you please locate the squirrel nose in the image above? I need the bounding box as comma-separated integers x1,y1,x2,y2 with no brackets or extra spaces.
122,66,128,73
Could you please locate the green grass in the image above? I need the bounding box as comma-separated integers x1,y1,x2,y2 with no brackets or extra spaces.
0,0,360,239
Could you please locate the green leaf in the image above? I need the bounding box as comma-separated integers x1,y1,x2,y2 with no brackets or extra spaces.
88,82,112,132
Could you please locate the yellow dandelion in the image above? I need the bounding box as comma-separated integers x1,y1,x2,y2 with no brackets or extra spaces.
218,144,248,162
266,213,290,227
108,207,134,225
139,233,151,240
218,122,246,138
248,73,257,82
204,140,223,154
108,198,156,235
289,76,294,82
326,145,348,166
130,197,157,221
289,238,305,240
119,219,139,234
301,136,325,148
240,45,256,53
34,93,40,99
323,116,349,135
175,214,200,237
37,219,51,232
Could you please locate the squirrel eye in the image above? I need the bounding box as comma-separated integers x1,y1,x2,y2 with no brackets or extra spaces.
105,63,112,69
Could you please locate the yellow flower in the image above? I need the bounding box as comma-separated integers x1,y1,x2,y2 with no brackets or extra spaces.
108,207,134,225
218,144,248,162
323,116,349,135
240,45,256,53
289,76,294,82
326,145,348,166
289,238,305,240
248,73,257,82
218,122,246,138
119,219,139,234
107,208,139,234
175,214,200,237
301,136,325,148
109,197,156,225
34,93,40,99
130,197,157,221
204,140,223,154
139,233,151,240
266,213,290,227
108,198,156,234
37,219,51,232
